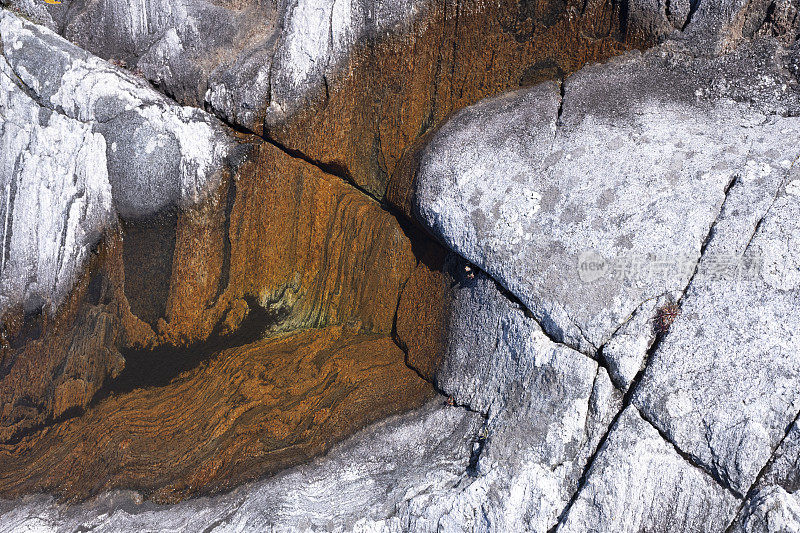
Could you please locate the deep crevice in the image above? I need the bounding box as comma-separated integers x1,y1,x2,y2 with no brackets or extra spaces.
682,0,702,30
556,75,566,126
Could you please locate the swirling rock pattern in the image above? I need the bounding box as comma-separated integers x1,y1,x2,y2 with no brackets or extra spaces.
1,0,800,528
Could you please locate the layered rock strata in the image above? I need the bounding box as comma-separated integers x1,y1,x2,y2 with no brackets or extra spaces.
1,0,800,529
0,9,440,490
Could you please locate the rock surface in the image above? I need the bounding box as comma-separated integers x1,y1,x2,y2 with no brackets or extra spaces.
0,9,442,462
0,327,433,503
0,401,482,531
414,39,800,362
633,141,800,496
558,406,741,532
410,31,800,533
430,264,623,531
0,9,234,439
9,0,655,196
1,0,800,529
0,8,231,317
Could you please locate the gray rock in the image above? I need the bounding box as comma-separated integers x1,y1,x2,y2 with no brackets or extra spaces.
0,9,232,315
633,121,800,495
414,46,774,358
0,0,55,29
2,5,800,532
415,36,800,528
730,486,800,533
731,419,800,533
757,419,800,493
27,0,418,135
431,262,623,531
599,294,665,390
557,406,741,533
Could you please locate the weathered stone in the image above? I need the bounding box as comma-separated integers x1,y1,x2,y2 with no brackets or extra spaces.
730,487,800,533
0,9,232,317
423,263,623,531
0,400,482,531
2,0,800,527
0,327,434,502
0,10,443,459
18,0,783,198
393,240,450,382
0,9,233,438
558,406,740,532
416,48,751,356
726,418,800,531
633,120,800,495
22,0,655,196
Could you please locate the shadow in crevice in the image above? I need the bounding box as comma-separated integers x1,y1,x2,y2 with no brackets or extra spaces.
120,210,178,328
91,297,289,403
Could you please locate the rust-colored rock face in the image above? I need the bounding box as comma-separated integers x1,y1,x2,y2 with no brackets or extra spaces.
148,141,419,346
394,241,451,382
0,234,128,443
0,0,653,503
0,327,433,503
0,136,438,500
266,0,646,197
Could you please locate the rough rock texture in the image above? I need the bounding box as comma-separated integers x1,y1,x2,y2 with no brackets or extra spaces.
0,9,231,317
415,38,800,378
9,0,658,196
410,34,800,533
0,267,627,531
2,0,800,528
0,8,441,472
0,9,234,439
633,134,800,496
0,401,483,531
20,0,788,197
728,418,800,531
0,327,433,503
427,264,624,531
731,486,800,532
558,407,741,532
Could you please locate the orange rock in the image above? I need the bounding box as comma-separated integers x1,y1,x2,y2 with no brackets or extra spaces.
0,327,433,502
266,0,648,197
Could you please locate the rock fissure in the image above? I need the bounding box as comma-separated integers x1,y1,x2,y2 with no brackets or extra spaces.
2,0,800,527
741,152,800,257
637,403,745,498
723,407,800,532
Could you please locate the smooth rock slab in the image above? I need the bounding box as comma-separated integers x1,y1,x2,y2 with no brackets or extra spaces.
558,406,740,533
415,49,757,355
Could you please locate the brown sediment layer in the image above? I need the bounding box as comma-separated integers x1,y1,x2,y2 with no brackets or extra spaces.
266,0,648,197
0,326,433,503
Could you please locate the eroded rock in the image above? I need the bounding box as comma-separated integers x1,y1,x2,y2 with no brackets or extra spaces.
633,122,800,496
558,406,741,532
